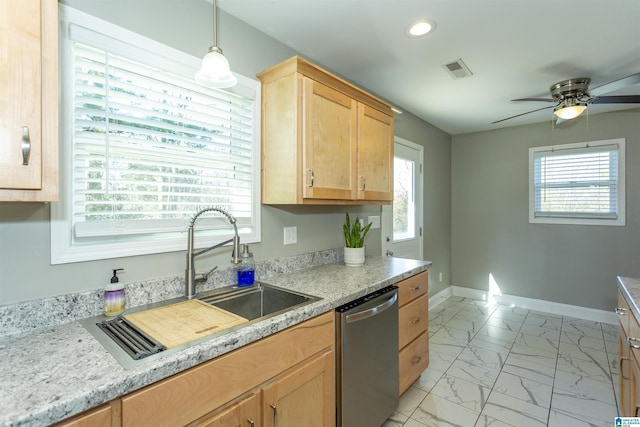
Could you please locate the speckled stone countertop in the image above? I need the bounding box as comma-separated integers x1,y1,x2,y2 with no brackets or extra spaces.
0,256,429,427
618,276,640,320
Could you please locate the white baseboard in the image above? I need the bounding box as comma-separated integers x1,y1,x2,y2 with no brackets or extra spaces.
430,285,617,325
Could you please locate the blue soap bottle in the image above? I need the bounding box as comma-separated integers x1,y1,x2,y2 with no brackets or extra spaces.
237,244,255,286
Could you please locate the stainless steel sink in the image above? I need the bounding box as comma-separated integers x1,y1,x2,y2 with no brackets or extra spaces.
197,282,318,320
80,282,320,368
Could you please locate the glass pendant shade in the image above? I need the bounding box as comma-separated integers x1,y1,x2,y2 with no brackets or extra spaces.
554,104,586,120
195,46,237,89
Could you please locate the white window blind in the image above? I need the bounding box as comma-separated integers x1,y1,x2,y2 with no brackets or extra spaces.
52,5,261,264
529,139,625,226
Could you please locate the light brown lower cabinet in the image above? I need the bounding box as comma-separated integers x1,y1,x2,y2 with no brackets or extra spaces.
617,289,640,417
396,271,429,395
55,312,334,427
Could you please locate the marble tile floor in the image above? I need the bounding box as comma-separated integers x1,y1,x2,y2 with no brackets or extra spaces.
383,295,619,427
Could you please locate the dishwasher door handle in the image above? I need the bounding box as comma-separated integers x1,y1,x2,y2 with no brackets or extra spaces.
345,292,397,324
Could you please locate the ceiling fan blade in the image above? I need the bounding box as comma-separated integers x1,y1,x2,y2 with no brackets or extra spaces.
512,97,556,102
492,104,557,124
591,95,640,104
590,73,640,97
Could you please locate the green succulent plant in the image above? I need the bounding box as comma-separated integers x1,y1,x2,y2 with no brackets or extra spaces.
343,212,372,248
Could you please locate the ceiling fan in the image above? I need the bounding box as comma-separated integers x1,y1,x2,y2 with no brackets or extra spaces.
492,72,640,124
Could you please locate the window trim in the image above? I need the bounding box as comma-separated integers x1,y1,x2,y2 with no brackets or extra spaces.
528,138,625,226
51,5,261,264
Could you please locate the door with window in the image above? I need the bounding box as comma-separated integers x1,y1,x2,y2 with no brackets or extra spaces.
381,137,423,260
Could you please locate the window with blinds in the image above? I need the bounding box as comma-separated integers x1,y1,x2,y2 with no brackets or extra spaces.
529,139,625,226
52,5,261,264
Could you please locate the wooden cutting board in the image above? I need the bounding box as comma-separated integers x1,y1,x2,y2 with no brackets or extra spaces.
124,299,248,349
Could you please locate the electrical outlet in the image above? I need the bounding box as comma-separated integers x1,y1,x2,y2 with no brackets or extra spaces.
368,215,381,229
283,226,297,245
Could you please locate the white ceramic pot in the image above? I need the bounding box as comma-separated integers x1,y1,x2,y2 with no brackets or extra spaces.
344,246,365,267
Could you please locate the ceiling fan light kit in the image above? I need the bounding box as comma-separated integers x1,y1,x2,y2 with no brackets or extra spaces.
493,73,640,124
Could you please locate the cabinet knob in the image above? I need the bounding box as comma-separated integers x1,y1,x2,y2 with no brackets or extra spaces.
21,126,31,166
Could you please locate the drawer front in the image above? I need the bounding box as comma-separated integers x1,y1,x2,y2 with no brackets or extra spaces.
397,271,428,307
399,332,429,395
399,295,428,349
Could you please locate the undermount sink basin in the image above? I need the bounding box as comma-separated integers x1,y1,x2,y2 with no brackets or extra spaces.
80,282,320,369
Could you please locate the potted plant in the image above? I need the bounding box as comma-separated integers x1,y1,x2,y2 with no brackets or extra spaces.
343,212,372,267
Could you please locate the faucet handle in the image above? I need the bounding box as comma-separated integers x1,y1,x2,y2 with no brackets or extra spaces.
196,265,218,283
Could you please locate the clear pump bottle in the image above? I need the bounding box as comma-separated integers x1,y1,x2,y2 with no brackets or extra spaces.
236,244,255,286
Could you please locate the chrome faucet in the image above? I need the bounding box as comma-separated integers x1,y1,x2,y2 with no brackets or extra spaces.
185,207,241,299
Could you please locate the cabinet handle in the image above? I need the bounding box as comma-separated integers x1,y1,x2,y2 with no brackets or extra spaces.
621,356,629,380
270,403,278,427
616,306,627,315
307,169,314,187
636,405,640,417
411,356,422,365
247,418,255,426
21,126,31,166
628,337,640,349
361,176,366,191
412,316,422,325
410,284,422,292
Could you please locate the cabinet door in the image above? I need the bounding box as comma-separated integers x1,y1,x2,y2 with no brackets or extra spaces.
193,394,259,427
302,78,357,200
620,323,631,416
357,104,393,201
0,0,42,189
0,0,57,201
262,350,334,427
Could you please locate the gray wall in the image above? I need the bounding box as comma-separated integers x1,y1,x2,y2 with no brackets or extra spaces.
395,112,452,296
451,109,640,311
0,1,452,304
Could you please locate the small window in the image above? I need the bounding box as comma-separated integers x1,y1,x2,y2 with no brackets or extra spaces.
529,138,625,226
52,6,261,264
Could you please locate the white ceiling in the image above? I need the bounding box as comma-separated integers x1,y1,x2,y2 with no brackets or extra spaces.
219,0,640,135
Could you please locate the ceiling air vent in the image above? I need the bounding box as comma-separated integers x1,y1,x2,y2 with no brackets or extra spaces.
443,58,473,79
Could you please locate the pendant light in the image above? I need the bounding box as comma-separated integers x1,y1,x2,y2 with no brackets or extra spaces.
195,0,237,88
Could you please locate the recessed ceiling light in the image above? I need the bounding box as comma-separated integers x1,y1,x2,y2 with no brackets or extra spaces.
405,19,437,37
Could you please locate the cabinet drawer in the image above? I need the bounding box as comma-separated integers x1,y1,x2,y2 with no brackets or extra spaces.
397,271,428,307
122,312,334,427
399,332,429,395
399,295,428,349
53,404,112,427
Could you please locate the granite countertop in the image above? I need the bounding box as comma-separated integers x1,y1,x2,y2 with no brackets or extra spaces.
0,256,430,427
617,276,640,320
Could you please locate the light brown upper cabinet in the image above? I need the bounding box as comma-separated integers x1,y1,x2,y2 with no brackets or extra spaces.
258,56,394,205
0,0,58,202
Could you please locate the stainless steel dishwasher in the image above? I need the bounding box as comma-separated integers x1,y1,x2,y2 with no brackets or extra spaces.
336,285,399,427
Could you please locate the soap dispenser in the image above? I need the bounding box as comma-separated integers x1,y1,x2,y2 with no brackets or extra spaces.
236,244,255,286
105,268,125,316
